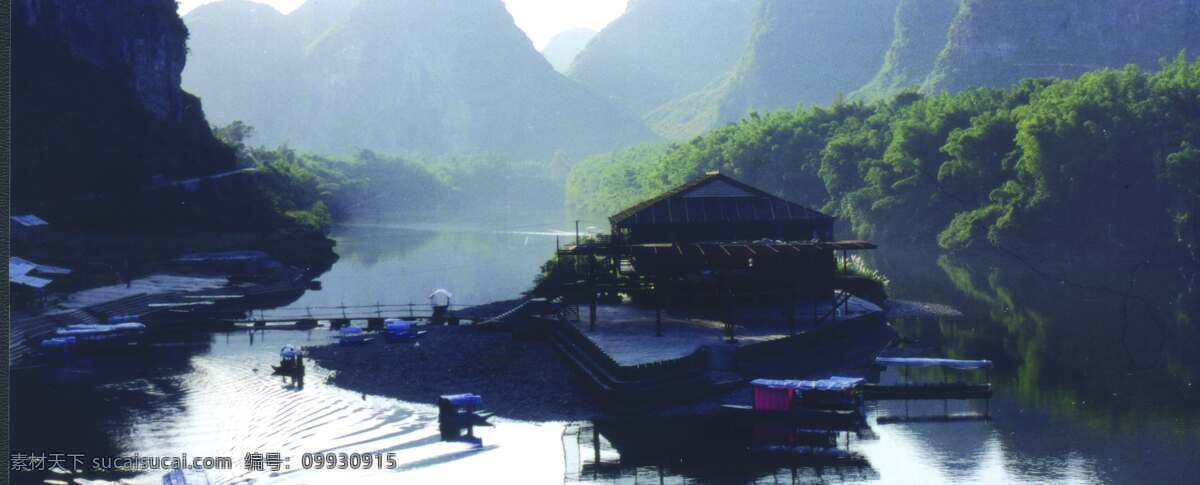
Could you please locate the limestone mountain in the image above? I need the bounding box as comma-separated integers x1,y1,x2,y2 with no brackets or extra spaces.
13,0,246,227
541,27,596,73
648,0,899,139
924,0,1200,93
567,0,757,132
183,0,653,159
854,0,961,99
716,0,899,119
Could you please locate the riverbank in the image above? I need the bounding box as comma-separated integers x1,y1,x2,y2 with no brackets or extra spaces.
9,256,315,367
306,311,900,422
305,326,602,421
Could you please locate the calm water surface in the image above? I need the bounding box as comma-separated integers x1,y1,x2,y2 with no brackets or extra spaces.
11,223,1200,483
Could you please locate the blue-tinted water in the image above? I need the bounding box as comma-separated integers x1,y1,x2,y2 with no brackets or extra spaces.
11,224,1200,483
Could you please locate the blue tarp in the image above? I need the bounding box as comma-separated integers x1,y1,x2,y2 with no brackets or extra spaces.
875,357,992,369
385,319,415,333
441,393,482,407
751,376,864,391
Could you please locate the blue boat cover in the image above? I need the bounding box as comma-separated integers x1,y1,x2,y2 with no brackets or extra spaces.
339,326,364,335
875,357,992,369
385,319,414,333
57,322,145,336
440,393,482,406
751,376,864,391
41,337,77,348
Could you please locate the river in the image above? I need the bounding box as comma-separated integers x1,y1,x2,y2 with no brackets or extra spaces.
10,222,1200,484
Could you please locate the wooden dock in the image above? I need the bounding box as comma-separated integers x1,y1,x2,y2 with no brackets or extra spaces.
9,275,308,367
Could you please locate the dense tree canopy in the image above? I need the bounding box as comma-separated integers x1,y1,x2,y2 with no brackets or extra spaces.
568,55,1200,263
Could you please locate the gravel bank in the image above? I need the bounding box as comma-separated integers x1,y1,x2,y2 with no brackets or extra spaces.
306,326,602,421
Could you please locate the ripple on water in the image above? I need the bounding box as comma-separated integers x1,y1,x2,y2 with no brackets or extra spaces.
93,330,569,484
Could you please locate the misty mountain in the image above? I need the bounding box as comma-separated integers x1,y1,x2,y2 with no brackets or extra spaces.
183,0,653,160
924,0,1200,93
541,27,596,73
567,0,757,135
854,0,961,99
718,0,899,117
647,0,898,139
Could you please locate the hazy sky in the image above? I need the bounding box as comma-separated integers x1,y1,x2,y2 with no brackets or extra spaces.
176,0,627,50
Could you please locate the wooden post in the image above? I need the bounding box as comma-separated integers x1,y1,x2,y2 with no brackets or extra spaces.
588,256,597,331
788,287,796,335
721,274,735,344
592,426,600,476
589,295,597,331
655,282,663,337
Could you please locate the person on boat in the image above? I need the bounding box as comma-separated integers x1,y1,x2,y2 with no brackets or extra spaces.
429,289,453,325
279,345,302,371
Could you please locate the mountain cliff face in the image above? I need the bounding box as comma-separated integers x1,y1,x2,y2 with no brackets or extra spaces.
925,0,1200,93
855,0,961,99
184,0,653,159
718,0,899,119
567,0,757,126
16,0,190,122
542,27,596,73
13,0,247,226
647,0,899,139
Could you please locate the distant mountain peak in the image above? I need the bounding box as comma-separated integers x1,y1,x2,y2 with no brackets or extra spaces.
541,27,596,73
183,0,654,159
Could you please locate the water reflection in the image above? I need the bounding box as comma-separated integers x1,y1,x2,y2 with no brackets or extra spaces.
283,222,562,311
12,329,566,484
565,418,878,484
866,249,1200,483
13,223,1200,484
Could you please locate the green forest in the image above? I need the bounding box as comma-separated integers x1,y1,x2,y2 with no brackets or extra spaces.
214,121,569,230
568,55,1200,263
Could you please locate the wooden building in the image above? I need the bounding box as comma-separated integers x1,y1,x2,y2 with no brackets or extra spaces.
550,172,879,335
609,172,834,245
556,172,875,303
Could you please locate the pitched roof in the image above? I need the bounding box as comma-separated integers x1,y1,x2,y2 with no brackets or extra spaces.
609,172,832,225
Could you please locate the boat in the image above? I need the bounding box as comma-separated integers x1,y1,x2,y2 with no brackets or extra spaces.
335,326,371,346
39,336,77,351
721,377,868,430
863,357,993,400
272,345,305,376
383,318,425,342
50,322,146,350
162,468,210,485
437,393,492,444
437,393,493,426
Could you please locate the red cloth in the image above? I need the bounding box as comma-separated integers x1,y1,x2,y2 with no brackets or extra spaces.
753,385,792,411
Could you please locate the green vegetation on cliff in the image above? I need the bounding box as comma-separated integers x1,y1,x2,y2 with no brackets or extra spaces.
568,56,1200,261
217,122,568,226
854,0,961,99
